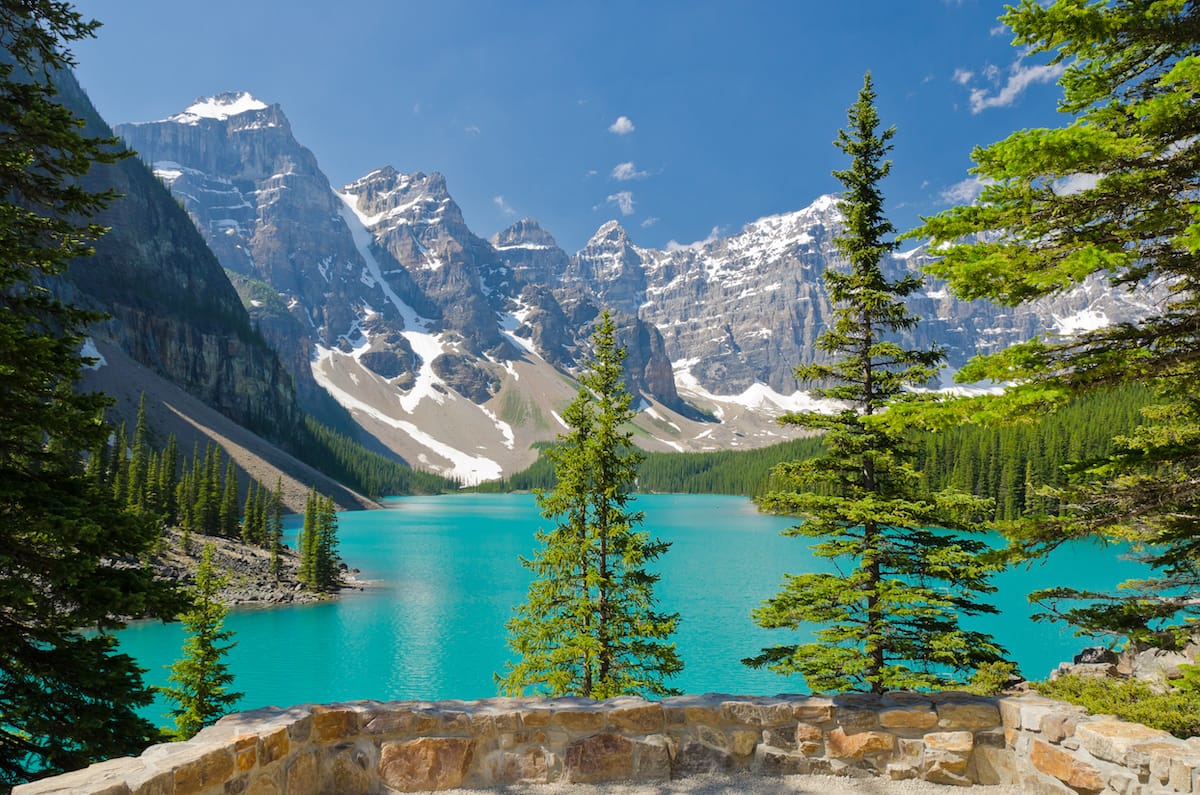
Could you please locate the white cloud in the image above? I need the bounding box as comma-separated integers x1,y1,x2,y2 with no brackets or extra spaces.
952,68,974,86
990,24,1008,37
608,115,635,135
493,195,517,216
412,102,421,115
611,161,648,181
585,169,598,178
969,59,1064,113
641,217,659,228
939,175,994,204
464,125,481,135
1054,173,1101,195
666,226,722,253
606,191,635,216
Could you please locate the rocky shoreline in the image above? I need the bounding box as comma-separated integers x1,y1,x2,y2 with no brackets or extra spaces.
151,527,361,607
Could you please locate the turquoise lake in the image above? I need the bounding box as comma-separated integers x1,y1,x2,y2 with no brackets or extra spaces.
117,493,1139,726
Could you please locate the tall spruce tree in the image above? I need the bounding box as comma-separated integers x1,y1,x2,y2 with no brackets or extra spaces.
127,394,149,512
0,2,181,785
499,311,682,698
297,489,317,587
160,544,242,740
219,458,239,538
910,0,1200,644
745,74,1004,693
268,477,285,580
314,495,340,591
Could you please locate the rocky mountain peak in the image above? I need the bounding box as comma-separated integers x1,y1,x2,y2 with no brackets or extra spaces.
493,218,558,250
341,168,461,232
166,91,270,124
585,219,631,250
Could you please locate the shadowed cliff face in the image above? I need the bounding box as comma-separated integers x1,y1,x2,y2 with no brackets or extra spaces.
55,75,301,442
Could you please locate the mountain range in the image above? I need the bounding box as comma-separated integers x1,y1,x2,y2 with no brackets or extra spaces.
101,91,1157,485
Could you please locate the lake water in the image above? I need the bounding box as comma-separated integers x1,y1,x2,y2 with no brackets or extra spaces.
117,493,1139,726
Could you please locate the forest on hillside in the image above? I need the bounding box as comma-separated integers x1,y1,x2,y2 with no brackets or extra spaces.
489,385,1150,523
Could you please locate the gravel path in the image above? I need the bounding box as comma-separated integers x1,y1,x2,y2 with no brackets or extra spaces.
444,773,1022,792
445,772,1022,794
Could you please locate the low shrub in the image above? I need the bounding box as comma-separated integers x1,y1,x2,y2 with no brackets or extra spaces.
1035,675,1200,739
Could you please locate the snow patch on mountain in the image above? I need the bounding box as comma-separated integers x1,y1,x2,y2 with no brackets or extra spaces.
498,304,538,357
167,92,268,124
674,359,844,415
479,406,515,450
311,348,501,484
1055,308,1111,335
335,191,450,412
81,337,106,370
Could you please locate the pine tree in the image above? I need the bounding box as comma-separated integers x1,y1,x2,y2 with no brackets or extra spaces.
911,0,1200,644
127,394,150,512
500,311,682,698
298,489,317,587
160,544,243,740
268,477,285,579
241,481,258,545
314,495,340,591
159,433,179,521
0,3,182,785
219,459,239,538
744,74,1005,693
111,421,129,503
297,490,340,592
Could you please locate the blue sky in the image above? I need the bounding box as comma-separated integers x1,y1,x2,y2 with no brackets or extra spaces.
72,1,1065,253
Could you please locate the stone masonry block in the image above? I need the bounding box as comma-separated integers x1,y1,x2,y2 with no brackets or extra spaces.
719,701,794,727
311,707,357,743
284,751,318,795
755,745,811,776
936,701,1001,731
880,706,939,730
674,741,734,776
1075,717,1173,765
610,703,665,733
378,737,475,792
257,728,289,766
826,728,895,759
1029,738,1104,794
173,747,235,795
563,733,634,784
552,709,608,732
793,697,835,723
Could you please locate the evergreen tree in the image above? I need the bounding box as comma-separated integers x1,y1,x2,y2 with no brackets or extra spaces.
219,459,239,538
745,75,1004,693
0,3,182,785
241,481,259,545
160,544,242,740
110,421,129,503
313,495,340,591
297,490,340,592
298,489,317,587
500,311,682,698
127,394,150,512
911,0,1200,643
268,477,285,580
159,433,179,521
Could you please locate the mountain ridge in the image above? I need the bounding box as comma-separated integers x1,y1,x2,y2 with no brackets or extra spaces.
111,90,1160,483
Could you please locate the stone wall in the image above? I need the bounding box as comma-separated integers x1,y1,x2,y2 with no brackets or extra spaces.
14,692,1200,794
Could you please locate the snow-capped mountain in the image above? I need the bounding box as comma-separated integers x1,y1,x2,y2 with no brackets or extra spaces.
115,92,1155,483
